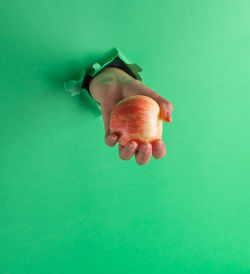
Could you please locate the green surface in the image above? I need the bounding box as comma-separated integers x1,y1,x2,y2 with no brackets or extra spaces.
0,0,249,273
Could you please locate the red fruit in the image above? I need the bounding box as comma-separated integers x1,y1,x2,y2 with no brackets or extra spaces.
110,95,163,147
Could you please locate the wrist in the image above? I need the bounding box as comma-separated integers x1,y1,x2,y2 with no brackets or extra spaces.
89,67,133,104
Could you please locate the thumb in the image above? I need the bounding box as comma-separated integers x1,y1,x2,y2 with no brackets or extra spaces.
158,100,173,123
100,103,118,146
142,87,173,123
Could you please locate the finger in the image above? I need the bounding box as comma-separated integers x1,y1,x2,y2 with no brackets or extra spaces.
135,143,152,165
100,103,118,146
157,100,173,123
106,134,118,147
140,90,173,123
152,140,166,159
129,82,173,123
119,141,138,161
166,109,172,123
142,86,173,123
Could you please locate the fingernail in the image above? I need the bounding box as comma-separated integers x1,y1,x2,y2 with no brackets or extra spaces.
142,144,149,152
111,135,117,142
128,144,134,151
168,112,172,122
155,140,162,149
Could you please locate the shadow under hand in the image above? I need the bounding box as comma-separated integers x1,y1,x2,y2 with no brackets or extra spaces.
46,57,102,118
46,58,84,90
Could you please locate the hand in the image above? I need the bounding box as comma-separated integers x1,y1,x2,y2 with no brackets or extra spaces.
89,67,173,165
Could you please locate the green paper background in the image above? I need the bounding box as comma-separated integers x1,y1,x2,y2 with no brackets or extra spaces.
0,0,249,273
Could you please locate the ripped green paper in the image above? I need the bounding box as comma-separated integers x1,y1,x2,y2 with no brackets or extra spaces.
64,47,143,117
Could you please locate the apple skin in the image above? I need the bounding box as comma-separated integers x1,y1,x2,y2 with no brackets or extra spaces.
110,95,163,147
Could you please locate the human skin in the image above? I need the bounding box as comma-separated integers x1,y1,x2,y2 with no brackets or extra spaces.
89,67,173,165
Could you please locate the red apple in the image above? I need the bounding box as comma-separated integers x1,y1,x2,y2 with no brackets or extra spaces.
110,95,163,147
